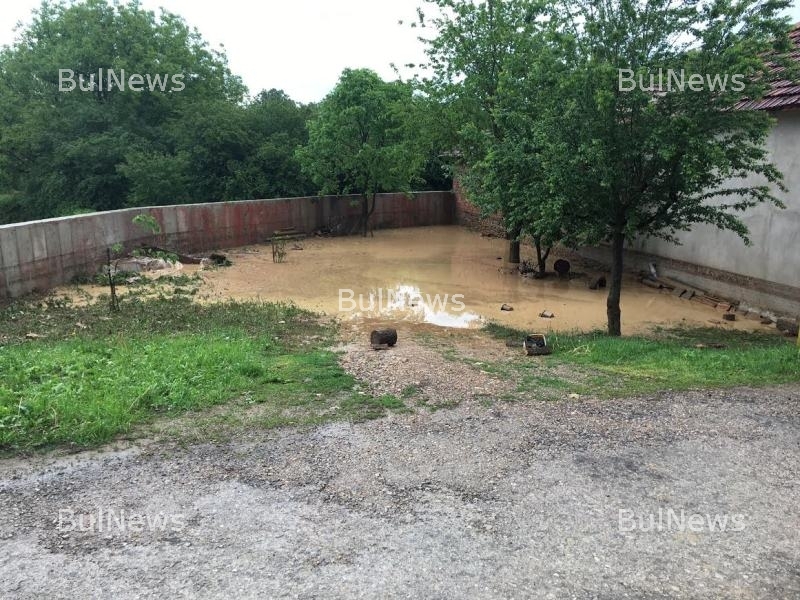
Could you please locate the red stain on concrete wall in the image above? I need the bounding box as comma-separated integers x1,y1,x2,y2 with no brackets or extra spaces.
0,191,456,299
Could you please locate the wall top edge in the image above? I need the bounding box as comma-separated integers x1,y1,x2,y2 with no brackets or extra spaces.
0,190,454,231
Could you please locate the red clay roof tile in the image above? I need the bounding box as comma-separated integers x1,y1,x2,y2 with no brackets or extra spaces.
735,23,800,111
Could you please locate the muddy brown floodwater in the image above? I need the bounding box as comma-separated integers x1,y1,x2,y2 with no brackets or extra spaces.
185,225,757,334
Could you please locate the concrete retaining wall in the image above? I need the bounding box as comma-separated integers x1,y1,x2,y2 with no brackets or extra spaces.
624,109,800,316
0,191,456,300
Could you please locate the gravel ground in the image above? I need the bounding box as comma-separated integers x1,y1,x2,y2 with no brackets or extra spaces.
2,384,799,599
338,324,516,405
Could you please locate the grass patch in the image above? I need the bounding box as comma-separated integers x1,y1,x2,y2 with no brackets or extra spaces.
0,295,388,452
484,322,799,397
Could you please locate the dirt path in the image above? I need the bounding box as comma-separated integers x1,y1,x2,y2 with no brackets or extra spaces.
2,385,799,599
336,320,516,408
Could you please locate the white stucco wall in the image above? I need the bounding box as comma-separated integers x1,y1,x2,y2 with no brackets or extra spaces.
632,109,800,289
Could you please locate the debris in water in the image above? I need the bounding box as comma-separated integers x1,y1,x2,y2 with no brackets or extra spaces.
554,259,571,278
209,253,231,267
588,275,607,290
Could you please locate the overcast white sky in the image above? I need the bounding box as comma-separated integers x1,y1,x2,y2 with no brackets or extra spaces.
1,0,799,103
0,0,430,103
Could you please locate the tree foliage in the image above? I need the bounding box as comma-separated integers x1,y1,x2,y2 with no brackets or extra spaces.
422,0,793,335
297,68,425,236
0,0,317,222
418,0,551,263
538,0,792,335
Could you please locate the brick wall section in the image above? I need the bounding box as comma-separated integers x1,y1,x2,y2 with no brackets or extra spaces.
453,178,506,237
0,191,456,300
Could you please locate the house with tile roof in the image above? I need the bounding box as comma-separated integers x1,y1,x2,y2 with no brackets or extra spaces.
584,23,800,317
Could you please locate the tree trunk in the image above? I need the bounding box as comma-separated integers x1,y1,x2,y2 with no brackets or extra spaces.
361,195,369,237
360,193,377,237
534,236,551,276
606,231,625,337
507,225,522,264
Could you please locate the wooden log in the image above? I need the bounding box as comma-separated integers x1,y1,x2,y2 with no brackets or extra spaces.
641,278,662,289
370,329,398,347
140,245,203,264
693,295,719,308
656,277,705,298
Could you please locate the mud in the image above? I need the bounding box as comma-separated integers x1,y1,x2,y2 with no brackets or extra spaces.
191,226,757,334
55,226,762,333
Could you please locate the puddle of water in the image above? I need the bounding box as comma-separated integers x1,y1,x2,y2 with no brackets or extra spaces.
185,225,760,334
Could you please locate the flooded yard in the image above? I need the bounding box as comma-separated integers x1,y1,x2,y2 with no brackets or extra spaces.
190,225,756,334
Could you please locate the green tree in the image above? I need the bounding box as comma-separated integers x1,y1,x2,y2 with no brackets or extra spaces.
537,0,793,335
0,0,244,221
418,0,544,263
224,89,316,200
297,68,424,236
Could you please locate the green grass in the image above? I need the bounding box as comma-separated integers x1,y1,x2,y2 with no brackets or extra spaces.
484,322,800,397
0,294,404,452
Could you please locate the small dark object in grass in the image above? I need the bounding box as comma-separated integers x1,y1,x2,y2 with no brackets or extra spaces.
722,313,736,322
370,328,398,347
525,334,552,356
776,318,799,337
